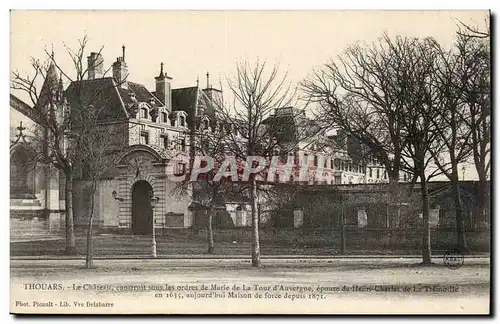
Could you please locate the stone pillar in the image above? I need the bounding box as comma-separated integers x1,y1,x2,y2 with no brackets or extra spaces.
293,209,304,228
429,207,440,228
357,208,367,228
46,165,62,233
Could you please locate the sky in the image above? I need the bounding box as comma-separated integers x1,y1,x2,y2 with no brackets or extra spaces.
9,10,489,180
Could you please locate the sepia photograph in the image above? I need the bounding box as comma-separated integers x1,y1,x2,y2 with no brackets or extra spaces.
8,9,491,315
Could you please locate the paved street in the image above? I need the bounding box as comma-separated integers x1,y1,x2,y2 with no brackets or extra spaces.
10,257,490,314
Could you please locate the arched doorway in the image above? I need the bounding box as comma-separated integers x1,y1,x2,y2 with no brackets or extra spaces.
132,180,153,235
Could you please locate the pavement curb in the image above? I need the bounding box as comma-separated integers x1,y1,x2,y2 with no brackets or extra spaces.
10,254,490,261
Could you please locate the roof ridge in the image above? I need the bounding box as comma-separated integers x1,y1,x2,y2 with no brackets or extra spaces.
173,86,198,91
72,76,115,81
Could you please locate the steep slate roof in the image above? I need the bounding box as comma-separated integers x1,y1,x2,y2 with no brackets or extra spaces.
120,82,163,107
262,110,321,144
65,78,210,125
65,78,164,121
171,86,199,126
65,77,129,121
35,63,62,111
172,86,198,114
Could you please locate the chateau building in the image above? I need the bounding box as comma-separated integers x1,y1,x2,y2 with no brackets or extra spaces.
10,46,394,235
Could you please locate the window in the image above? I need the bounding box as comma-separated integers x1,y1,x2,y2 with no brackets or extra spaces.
330,159,334,169
348,163,352,172
334,176,342,185
384,170,387,179
369,168,373,177
179,115,186,127
314,155,318,167
161,112,168,123
403,173,407,182
174,163,186,176
140,131,149,145
179,138,186,151
141,108,148,119
162,135,169,149
376,168,380,179
341,161,344,171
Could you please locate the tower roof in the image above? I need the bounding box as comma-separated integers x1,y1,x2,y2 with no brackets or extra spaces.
35,63,62,109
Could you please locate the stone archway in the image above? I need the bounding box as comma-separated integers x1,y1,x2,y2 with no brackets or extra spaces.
132,180,153,235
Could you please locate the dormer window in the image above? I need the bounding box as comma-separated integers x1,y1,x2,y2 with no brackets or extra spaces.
161,134,169,149
178,138,186,151
161,112,168,123
179,115,186,127
140,108,148,119
140,130,149,145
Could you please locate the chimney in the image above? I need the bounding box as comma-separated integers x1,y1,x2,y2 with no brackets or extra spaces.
112,45,128,89
202,71,222,114
87,52,103,80
155,62,172,112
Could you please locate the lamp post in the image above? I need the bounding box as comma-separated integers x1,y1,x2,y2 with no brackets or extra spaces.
149,190,159,258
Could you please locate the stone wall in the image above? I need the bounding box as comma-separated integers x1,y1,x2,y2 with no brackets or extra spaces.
192,227,490,252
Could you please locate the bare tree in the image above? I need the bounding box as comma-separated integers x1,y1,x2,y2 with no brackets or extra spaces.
210,60,315,267
427,39,471,251
302,34,417,192
11,35,126,254
397,37,445,265
303,34,447,265
172,122,245,254
456,16,490,39
456,22,491,229
73,107,126,268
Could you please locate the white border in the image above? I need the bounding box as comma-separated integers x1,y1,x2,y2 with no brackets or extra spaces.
2,2,497,323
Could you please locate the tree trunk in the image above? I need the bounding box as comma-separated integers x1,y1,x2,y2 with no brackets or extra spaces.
85,182,96,268
207,207,215,254
340,203,346,255
420,168,432,265
450,169,468,252
476,170,489,229
387,174,401,229
64,170,77,255
250,178,261,267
